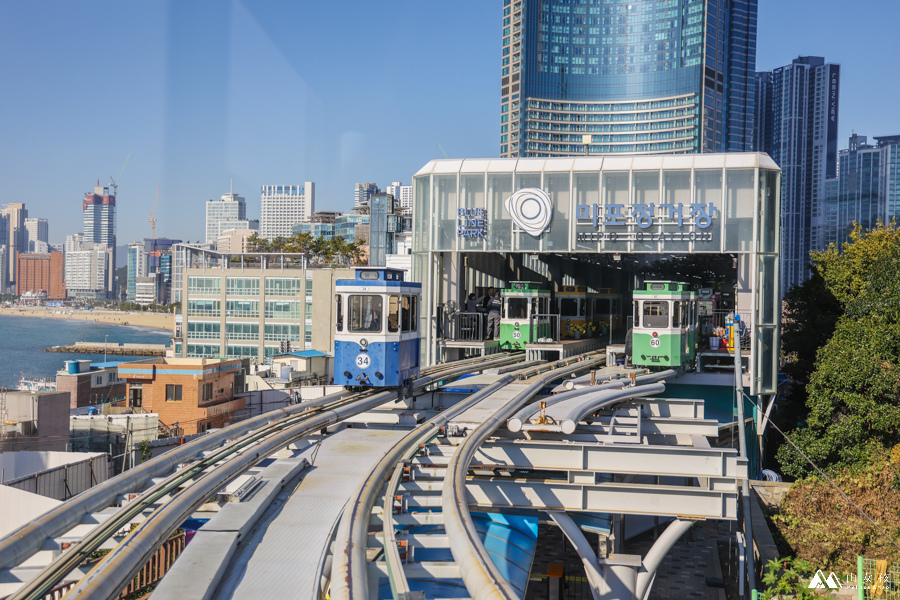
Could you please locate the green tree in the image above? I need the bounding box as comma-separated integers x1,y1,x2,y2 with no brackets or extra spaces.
778,222,900,478
760,557,823,599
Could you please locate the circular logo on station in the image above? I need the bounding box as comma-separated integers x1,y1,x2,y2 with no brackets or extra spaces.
504,188,552,237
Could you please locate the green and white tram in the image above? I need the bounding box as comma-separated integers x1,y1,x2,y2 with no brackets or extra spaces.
632,281,699,369
499,282,551,350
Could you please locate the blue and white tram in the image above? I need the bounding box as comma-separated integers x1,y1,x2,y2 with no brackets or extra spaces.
334,268,421,388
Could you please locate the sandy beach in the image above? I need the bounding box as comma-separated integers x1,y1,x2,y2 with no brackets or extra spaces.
0,306,173,332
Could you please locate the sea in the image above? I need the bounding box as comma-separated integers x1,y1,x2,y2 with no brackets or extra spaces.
0,314,172,389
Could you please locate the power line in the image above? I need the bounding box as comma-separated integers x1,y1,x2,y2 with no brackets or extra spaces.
747,391,900,553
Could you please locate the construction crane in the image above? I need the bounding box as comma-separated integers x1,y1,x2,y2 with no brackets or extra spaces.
109,150,132,198
148,187,159,240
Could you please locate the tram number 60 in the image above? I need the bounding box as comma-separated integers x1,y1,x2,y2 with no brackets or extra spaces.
649,338,661,348
355,354,371,368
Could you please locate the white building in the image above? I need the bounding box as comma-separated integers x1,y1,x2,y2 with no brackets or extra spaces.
205,192,255,244
24,217,48,252
216,228,257,254
385,181,413,215
260,184,315,240
64,241,113,299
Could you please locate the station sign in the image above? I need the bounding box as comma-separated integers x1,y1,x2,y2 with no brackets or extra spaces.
575,202,718,243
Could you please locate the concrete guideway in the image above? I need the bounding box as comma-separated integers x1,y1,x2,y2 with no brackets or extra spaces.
0,352,523,600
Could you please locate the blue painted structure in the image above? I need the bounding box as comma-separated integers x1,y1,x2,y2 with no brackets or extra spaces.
334,268,421,387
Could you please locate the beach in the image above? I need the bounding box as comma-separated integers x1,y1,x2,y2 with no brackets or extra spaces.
0,306,173,332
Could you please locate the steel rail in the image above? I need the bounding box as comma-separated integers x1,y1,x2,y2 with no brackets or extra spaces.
5,388,382,600
330,374,518,600
0,352,511,578
442,352,606,600
29,356,522,600
0,387,353,572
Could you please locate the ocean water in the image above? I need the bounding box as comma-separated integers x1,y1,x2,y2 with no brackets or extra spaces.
0,315,172,389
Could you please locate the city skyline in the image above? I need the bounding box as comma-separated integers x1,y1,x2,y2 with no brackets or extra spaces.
1,1,899,244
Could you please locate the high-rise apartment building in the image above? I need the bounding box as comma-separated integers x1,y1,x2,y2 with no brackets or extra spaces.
16,251,65,299
64,242,114,299
829,134,900,246
205,192,254,244
368,194,395,267
24,218,49,252
353,183,379,211
260,183,315,240
500,0,758,158
82,185,116,297
127,238,183,303
385,181,413,215
1,203,28,287
756,56,840,292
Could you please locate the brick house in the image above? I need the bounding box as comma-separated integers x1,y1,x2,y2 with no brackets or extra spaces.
55,360,127,408
118,358,246,435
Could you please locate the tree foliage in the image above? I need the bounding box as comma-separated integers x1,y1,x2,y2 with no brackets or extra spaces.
777,222,900,478
760,557,822,599
245,232,366,266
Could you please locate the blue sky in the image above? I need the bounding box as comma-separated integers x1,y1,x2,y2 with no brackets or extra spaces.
1,1,898,244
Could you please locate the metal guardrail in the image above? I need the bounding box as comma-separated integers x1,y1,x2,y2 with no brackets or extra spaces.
448,312,485,341
530,313,560,343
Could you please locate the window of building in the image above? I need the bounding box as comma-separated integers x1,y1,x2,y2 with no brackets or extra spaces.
201,382,213,402
264,300,301,319
187,299,220,317
166,384,183,402
188,276,221,294
265,277,304,296
226,277,260,295
226,300,259,317
305,325,312,344
225,322,258,341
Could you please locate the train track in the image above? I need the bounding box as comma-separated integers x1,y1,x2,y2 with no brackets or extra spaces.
0,352,525,600
330,350,608,600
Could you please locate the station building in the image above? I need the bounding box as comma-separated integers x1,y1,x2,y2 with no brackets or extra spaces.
412,154,781,468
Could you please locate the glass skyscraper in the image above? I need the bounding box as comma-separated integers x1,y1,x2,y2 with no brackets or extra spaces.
500,0,757,158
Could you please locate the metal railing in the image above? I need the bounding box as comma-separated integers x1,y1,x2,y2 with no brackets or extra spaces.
699,311,752,351
448,312,485,341
530,313,561,343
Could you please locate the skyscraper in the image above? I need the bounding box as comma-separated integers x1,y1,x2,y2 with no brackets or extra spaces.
82,185,116,296
24,217,49,252
829,134,900,246
1,203,28,287
205,192,250,244
756,56,840,292
353,183,379,211
260,183,315,240
500,0,758,158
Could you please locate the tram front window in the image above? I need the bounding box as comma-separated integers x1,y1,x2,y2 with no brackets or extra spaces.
507,298,528,319
642,301,669,328
349,295,383,333
560,298,578,318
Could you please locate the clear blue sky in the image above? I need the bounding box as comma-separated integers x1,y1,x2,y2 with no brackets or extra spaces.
1,1,898,245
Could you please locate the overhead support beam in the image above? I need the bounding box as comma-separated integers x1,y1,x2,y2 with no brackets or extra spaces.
424,440,747,479
466,479,738,520
634,519,696,600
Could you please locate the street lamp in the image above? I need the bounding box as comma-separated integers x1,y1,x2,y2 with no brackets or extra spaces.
104,335,109,363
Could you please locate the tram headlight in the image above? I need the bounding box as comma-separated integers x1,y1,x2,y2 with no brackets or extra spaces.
359,338,368,348
652,332,658,337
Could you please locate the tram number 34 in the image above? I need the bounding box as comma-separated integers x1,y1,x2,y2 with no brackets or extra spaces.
355,354,371,368
512,331,522,339
649,338,661,348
